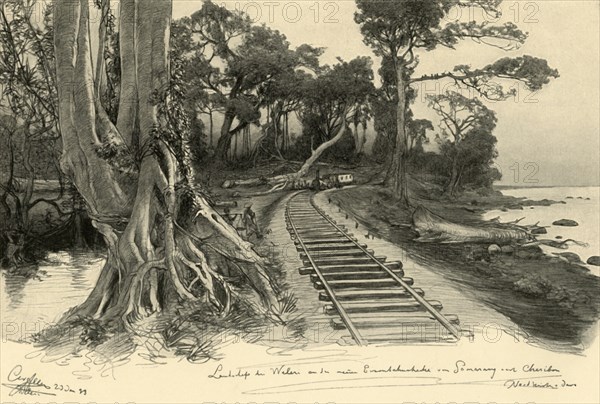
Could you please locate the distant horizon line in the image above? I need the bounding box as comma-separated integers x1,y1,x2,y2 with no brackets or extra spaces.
495,184,600,189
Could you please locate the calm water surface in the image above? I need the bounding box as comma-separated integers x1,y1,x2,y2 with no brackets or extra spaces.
484,186,600,276
1,251,104,340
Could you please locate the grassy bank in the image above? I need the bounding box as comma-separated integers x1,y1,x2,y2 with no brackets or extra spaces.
328,184,600,351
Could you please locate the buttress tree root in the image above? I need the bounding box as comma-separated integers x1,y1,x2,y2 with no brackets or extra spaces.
53,0,281,331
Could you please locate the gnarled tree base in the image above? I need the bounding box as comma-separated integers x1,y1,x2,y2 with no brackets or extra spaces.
63,189,282,332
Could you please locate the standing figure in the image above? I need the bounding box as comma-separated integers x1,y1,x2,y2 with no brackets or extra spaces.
222,206,236,227
242,202,262,239
311,169,321,191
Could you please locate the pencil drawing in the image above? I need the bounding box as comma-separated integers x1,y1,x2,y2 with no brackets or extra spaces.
0,0,598,401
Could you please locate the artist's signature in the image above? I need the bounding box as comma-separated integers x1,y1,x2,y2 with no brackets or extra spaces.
2,365,88,397
504,379,577,389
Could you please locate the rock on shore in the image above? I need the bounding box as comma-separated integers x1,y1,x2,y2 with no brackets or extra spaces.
587,256,600,266
552,219,579,227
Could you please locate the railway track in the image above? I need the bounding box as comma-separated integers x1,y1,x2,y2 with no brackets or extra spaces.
285,191,462,345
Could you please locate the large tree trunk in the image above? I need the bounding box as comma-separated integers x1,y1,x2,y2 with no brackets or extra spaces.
54,0,279,327
208,110,213,148
0,133,15,225
19,125,35,231
94,0,110,102
445,152,460,197
353,124,358,152
55,0,130,217
214,110,235,160
234,132,239,159
284,112,289,152
116,0,138,148
273,108,286,159
413,205,529,244
359,123,367,155
384,63,409,207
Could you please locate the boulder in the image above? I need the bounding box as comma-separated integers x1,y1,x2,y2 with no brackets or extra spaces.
553,252,583,264
515,245,544,260
555,235,563,239
488,244,501,254
530,227,547,235
473,245,486,260
501,245,515,254
467,245,486,261
552,219,579,227
586,256,600,266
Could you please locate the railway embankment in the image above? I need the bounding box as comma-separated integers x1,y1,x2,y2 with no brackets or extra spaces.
325,185,600,353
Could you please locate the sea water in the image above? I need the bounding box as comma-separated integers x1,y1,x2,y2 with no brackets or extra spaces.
483,186,600,276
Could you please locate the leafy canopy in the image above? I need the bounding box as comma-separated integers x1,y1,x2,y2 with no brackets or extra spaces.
428,90,497,142
299,56,375,144
355,0,559,99
174,1,323,130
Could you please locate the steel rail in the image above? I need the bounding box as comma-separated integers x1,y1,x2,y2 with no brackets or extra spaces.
308,193,462,340
286,193,367,346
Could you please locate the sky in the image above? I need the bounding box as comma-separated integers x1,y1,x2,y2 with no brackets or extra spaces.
174,1,600,186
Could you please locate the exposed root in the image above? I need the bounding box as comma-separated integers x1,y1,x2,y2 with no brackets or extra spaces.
522,238,590,250
94,290,112,319
148,270,161,313
175,238,231,315
124,259,166,323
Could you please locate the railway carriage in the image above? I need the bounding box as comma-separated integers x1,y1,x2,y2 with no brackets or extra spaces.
327,173,354,188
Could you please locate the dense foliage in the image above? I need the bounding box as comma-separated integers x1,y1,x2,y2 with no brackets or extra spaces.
355,0,558,204
0,0,66,263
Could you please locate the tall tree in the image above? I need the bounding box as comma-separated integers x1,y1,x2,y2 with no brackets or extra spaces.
355,0,559,206
224,57,374,189
53,0,279,327
294,57,374,174
371,55,423,163
175,1,320,161
428,91,497,195
407,119,434,155
257,68,315,161
249,43,322,162
439,127,501,194
351,102,371,155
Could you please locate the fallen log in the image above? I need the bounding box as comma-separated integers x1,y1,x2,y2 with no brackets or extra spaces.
412,205,530,244
222,115,349,191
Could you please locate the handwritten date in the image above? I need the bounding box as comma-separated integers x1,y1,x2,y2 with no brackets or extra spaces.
2,365,88,397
